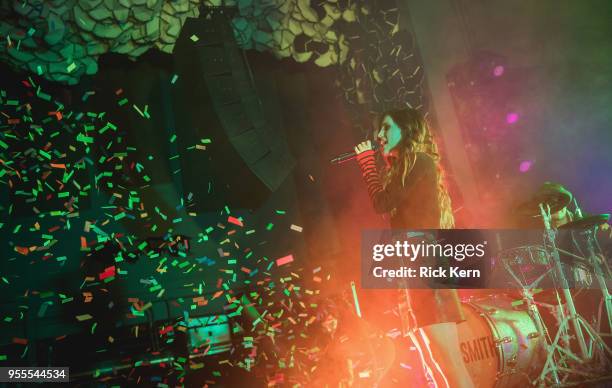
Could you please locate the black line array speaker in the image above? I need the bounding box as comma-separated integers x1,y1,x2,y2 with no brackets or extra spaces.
171,8,295,210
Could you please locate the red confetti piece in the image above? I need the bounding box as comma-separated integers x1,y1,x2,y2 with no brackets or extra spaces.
227,216,243,227
15,246,29,255
276,254,294,267
99,266,116,280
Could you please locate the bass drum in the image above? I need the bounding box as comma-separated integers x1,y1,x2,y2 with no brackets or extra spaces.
457,294,546,388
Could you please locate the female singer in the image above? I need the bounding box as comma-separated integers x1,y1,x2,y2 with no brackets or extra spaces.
354,107,474,388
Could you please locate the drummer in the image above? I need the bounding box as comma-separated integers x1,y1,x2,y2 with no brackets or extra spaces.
517,181,610,231
516,181,611,276
515,182,574,228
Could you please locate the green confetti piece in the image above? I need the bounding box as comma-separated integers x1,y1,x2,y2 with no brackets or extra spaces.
37,90,51,101
266,223,274,231
171,74,179,84
150,284,162,292
66,62,77,73
76,133,94,144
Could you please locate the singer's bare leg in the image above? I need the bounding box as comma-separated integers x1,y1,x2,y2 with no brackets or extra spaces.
410,323,474,388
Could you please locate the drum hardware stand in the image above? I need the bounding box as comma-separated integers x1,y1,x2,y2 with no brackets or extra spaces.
533,204,612,387
517,281,561,386
539,203,589,359
497,251,562,385
571,199,612,330
581,226,612,333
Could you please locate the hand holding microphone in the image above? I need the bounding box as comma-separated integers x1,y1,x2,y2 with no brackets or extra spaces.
330,140,378,164
354,140,373,155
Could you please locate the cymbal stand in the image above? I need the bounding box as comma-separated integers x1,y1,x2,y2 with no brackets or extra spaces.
534,204,612,386
580,225,612,333
533,204,585,387
539,203,589,359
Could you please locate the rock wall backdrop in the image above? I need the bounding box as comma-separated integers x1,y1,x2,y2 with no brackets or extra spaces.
0,0,427,118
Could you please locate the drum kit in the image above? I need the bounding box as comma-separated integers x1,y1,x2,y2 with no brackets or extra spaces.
457,187,612,387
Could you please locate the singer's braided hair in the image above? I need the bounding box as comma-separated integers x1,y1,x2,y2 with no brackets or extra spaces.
377,108,454,229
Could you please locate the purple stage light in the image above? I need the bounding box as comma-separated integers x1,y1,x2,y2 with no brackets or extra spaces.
519,160,533,172
506,112,519,124
493,65,505,77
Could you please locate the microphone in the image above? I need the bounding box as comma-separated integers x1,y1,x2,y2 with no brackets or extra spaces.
330,142,379,165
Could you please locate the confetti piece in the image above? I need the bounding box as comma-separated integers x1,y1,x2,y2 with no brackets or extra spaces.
76,314,93,322
12,338,27,345
99,266,116,280
290,224,303,232
351,281,362,318
228,216,243,227
276,255,294,267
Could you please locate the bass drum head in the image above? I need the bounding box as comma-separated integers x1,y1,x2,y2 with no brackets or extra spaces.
457,300,500,388
457,294,545,388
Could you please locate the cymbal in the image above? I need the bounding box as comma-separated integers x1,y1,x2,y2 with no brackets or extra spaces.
559,214,610,229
